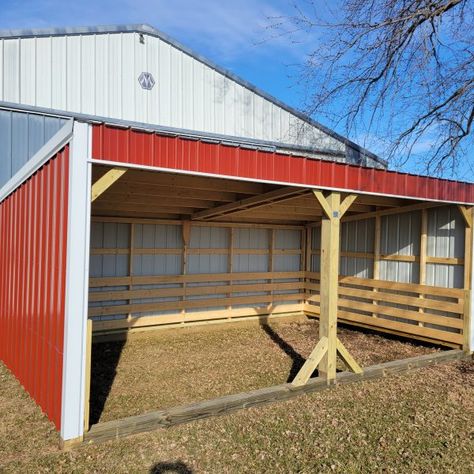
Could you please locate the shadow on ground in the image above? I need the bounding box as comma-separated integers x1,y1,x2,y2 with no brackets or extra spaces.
150,461,193,473
89,336,127,425
260,322,314,382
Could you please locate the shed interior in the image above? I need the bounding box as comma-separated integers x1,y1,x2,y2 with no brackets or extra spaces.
85,164,471,430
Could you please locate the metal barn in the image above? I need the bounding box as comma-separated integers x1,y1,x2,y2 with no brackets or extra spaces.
0,25,473,448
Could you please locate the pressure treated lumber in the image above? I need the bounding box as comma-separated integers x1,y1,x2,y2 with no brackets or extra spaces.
83,349,467,446
91,168,127,202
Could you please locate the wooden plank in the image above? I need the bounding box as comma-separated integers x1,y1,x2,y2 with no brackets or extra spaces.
91,168,128,202
83,350,466,446
90,271,305,288
305,272,465,299
92,304,305,332
291,337,328,386
89,281,304,303
89,292,304,317
335,308,464,345
192,187,308,220
91,215,304,230
341,201,443,223
336,338,363,374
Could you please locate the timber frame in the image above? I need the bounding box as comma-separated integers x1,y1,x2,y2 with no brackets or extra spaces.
81,164,474,443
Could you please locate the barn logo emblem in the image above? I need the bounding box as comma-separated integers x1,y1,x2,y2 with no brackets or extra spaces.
138,72,155,90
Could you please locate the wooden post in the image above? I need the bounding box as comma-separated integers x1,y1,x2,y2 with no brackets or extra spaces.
458,205,473,352
418,209,428,327
318,192,341,380
372,215,381,317
83,318,93,432
182,221,191,322
292,191,361,386
227,227,234,317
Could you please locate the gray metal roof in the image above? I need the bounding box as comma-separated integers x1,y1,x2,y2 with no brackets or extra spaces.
0,23,387,168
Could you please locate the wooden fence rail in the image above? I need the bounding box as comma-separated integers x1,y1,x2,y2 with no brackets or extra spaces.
89,271,465,346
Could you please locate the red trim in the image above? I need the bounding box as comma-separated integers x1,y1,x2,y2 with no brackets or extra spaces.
0,148,69,430
92,124,474,204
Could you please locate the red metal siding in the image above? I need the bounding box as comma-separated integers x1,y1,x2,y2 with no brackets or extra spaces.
92,125,474,204
0,147,69,430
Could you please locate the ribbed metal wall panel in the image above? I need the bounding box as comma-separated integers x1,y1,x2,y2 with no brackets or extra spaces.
0,109,66,187
91,126,474,204
0,32,347,153
380,212,421,284
0,147,69,430
426,207,465,288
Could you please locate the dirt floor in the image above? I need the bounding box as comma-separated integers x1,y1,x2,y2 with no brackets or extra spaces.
90,319,434,423
1,320,474,473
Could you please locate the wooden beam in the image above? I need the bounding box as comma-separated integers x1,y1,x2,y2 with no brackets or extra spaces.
339,194,358,218
91,168,127,202
312,190,332,219
192,187,309,220
341,201,442,223
292,337,328,386
463,206,473,352
458,205,473,228
336,338,363,374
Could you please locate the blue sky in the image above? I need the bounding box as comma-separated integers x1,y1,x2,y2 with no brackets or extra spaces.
0,0,471,179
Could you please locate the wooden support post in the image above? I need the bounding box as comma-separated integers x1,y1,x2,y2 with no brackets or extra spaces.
127,224,135,322
293,190,361,386
459,205,473,352
83,318,93,432
91,168,127,202
418,209,428,327
269,229,275,311
372,215,381,318
227,227,234,317
318,192,341,380
182,221,191,322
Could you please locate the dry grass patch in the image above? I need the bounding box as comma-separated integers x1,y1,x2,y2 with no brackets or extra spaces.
1,320,473,473
90,320,434,423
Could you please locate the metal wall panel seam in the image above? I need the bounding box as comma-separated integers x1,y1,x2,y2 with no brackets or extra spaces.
0,118,73,202
60,121,92,441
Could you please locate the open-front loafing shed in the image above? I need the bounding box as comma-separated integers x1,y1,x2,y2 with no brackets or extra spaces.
0,25,473,448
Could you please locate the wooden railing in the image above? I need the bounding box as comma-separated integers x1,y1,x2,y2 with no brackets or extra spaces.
89,271,306,332
305,272,465,346
89,271,466,346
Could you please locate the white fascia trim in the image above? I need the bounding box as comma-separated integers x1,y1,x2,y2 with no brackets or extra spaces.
89,158,474,206
61,122,92,441
0,119,73,203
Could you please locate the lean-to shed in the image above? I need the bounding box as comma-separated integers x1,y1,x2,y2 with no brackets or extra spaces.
0,24,473,447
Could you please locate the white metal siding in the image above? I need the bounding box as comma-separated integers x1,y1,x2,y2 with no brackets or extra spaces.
0,32,345,150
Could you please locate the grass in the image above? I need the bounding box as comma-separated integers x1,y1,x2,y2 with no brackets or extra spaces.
1,320,473,473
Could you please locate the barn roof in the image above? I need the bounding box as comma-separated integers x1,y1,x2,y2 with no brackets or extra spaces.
0,23,387,168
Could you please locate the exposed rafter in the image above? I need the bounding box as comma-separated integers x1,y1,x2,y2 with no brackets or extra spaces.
91,168,127,202
191,187,310,221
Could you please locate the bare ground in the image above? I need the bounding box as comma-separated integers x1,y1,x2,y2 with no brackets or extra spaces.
1,320,473,473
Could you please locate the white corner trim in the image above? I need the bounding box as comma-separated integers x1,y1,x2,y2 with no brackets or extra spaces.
0,119,74,203
61,121,92,441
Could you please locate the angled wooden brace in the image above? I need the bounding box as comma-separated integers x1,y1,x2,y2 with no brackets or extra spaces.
91,168,128,202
